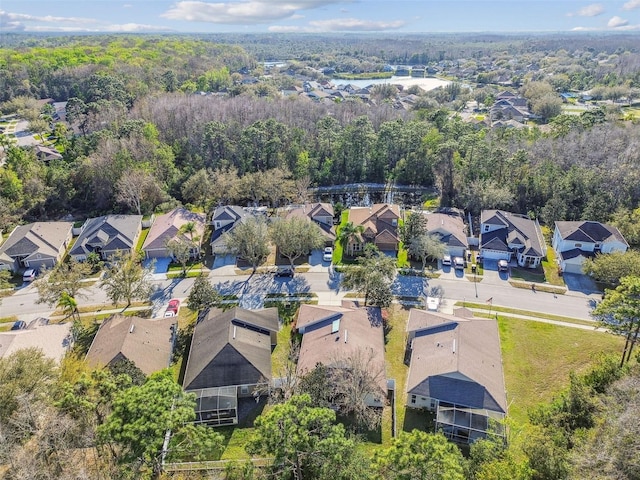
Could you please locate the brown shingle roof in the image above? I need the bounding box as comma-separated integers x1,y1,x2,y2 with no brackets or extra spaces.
296,303,386,393
86,315,175,376
406,309,507,413
142,208,206,252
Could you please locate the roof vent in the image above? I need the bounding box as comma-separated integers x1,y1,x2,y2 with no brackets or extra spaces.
452,339,456,354
129,325,135,333
233,325,237,339
344,330,348,343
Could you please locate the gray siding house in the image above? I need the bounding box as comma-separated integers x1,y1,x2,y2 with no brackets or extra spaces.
406,308,507,444
183,307,279,426
69,215,142,261
0,222,73,272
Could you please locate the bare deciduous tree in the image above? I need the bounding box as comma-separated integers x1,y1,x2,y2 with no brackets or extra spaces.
116,169,165,215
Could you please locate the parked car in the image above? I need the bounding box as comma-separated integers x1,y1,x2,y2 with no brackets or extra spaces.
22,268,38,282
164,299,180,317
442,255,452,266
323,247,333,262
11,320,26,330
498,259,509,272
453,257,465,270
275,267,294,278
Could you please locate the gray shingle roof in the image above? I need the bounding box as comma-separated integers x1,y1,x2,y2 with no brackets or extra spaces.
0,222,72,264
406,309,507,413
70,215,142,257
183,307,278,391
480,210,545,257
555,221,628,246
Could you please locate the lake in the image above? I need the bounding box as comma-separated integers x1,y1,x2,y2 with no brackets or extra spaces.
330,76,450,91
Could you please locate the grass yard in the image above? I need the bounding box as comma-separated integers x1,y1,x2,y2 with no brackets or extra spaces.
498,316,624,424
333,210,349,264
135,228,150,253
396,242,409,268
458,302,593,326
383,306,410,439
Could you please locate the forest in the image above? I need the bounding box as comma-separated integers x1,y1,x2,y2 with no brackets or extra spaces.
1,33,640,242
1,32,640,479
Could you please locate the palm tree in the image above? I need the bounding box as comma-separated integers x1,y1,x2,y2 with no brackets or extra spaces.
180,221,197,241
338,221,365,257
58,291,79,321
179,221,200,259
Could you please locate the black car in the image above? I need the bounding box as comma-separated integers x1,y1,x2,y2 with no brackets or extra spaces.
275,267,294,278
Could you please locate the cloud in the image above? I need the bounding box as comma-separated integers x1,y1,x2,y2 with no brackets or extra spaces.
308,17,405,31
623,0,640,10
567,3,604,17
0,9,98,26
161,0,345,24
0,9,172,32
269,17,405,33
607,15,629,27
104,23,174,32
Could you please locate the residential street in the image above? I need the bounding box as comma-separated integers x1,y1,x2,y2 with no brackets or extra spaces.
1,265,601,323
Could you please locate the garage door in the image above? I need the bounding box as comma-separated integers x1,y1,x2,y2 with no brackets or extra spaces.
562,262,584,274
481,250,511,261
145,249,169,259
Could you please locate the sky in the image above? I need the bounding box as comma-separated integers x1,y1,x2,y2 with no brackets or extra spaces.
1,0,640,34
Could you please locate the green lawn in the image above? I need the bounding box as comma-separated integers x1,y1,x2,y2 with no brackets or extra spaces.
457,302,594,326
498,316,624,424
334,210,349,264
135,228,150,253
541,252,565,289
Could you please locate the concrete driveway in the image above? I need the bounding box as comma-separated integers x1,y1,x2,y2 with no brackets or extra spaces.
563,273,600,294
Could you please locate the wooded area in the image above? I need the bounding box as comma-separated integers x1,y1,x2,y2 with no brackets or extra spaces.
1,34,640,238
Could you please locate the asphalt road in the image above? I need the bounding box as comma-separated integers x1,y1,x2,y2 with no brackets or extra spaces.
1,269,600,322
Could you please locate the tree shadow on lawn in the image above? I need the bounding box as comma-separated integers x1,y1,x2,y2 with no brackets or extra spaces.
217,397,268,459
402,407,436,434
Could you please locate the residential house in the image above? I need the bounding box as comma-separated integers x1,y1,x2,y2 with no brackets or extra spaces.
479,210,546,268
34,145,63,162
284,203,336,246
553,221,629,274
406,308,507,444
86,314,176,375
0,319,72,363
346,204,401,255
69,215,142,261
210,205,252,255
424,211,468,258
0,222,73,272
142,208,206,259
296,302,386,408
183,307,279,426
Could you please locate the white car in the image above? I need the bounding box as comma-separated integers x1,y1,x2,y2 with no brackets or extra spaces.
453,257,465,270
442,255,452,266
323,247,333,262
